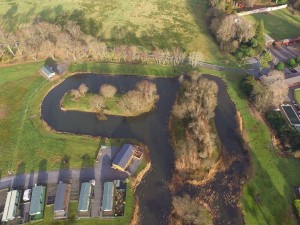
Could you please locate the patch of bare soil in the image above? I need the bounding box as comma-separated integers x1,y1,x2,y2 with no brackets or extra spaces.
0,104,9,119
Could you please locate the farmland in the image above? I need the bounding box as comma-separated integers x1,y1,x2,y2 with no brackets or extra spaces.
0,0,233,65
246,8,300,40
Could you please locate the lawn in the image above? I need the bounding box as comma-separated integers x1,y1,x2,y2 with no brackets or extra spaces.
0,61,187,176
69,62,190,77
33,181,135,225
0,0,235,65
221,70,300,225
245,8,300,40
294,88,300,105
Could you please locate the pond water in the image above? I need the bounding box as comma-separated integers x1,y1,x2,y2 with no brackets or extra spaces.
41,74,250,225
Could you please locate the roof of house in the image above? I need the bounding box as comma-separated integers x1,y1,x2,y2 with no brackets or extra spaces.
78,182,91,212
112,144,136,170
264,34,274,43
41,66,55,78
54,182,67,212
29,186,44,215
102,182,114,212
285,76,300,86
2,190,19,222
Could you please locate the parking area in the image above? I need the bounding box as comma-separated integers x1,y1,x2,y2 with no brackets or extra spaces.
268,45,300,62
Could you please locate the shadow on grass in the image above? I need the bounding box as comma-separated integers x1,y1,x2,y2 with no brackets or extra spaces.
58,154,72,183
37,159,48,185
13,161,26,188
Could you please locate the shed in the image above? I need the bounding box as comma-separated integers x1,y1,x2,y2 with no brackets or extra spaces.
54,181,70,218
41,66,55,78
78,182,92,212
102,182,114,212
29,186,45,216
112,144,136,172
2,190,19,222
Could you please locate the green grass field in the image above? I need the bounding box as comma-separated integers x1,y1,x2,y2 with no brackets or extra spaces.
294,88,300,105
222,71,300,225
0,61,180,176
190,67,300,224
0,0,235,65
246,9,300,40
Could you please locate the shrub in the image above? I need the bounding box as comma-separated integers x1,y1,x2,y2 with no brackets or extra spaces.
276,62,285,70
99,84,117,98
296,56,300,64
289,58,296,67
78,83,89,96
265,111,300,151
294,200,300,218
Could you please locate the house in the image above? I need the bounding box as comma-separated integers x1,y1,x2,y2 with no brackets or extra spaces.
40,66,56,79
77,182,92,216
101,182,114,213
54,181,71,219
29,186,45,220
2,190,20,222
112,144,136,172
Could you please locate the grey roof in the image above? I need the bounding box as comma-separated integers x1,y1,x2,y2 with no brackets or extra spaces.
41,66,55,77
29,186,44,215
102,182,114,212
78,182,91,211
112,144,135,170
54,182,67,212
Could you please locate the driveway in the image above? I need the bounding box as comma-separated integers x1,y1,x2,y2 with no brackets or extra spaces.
268,45,300,62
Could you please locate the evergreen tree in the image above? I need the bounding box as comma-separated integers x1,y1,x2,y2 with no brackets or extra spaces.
255,20,265,53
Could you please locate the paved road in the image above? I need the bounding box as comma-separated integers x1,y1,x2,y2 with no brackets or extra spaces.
0,146,127,218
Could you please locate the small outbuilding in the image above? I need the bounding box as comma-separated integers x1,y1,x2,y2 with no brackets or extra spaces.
264,34,275,46
2,190,20,222
101,182,114,213
40,66,56,79
54,181,71,219
29,186,45,220
112,144,136,172
77,182,92,216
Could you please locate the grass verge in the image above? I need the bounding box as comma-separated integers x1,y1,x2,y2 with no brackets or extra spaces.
218,70,300,225
294,88,300,105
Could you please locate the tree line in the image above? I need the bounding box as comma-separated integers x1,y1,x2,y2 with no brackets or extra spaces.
0,21,204,67
206,0,265,60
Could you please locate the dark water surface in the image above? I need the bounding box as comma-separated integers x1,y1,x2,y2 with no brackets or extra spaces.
41,74,250,225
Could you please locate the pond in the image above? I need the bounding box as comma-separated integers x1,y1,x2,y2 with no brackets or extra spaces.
41,74,250,225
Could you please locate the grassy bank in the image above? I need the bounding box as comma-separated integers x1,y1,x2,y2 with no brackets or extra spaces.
294,88,300,105
69,62,191,77
245,9,300,40
34,181,134,225
220,71,300,225
62,93,123,115
0,62,143,175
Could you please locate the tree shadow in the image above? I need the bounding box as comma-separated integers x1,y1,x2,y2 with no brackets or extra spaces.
13,161,25,188
58,154,72,183
44,57,57,67
37,159,48,185
28,169,35,189
79,154,95,183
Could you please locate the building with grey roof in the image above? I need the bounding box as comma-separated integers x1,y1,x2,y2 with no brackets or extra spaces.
29,186,45,217
101,182,114,212
112,144,136,172
40,66,55,79
54,181,70,218
78,182,92,215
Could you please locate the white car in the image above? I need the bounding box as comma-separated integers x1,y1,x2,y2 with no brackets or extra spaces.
23,189,31,202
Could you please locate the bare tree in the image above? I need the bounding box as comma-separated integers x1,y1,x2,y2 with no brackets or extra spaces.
0,29,15,57
171,48,186,66
188,51,204,68
78,83,89,96
99,84,117,98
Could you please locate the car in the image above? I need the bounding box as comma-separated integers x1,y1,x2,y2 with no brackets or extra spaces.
23,189,31,202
